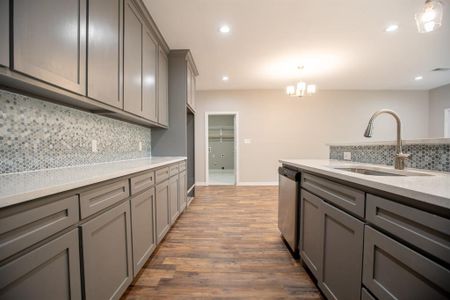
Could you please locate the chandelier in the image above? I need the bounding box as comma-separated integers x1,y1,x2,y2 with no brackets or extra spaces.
285,66,317,97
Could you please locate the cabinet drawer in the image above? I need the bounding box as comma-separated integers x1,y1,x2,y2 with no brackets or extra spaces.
366,194,450,265
0,228,81,300
179,161,186,172
363,226,450,300
0,195,79,261
130,171,155,195
79,179,129,219
302,173,365,217
155,167,169,184
169,164,179,177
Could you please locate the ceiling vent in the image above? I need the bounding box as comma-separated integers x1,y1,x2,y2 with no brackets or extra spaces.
432,67,450,72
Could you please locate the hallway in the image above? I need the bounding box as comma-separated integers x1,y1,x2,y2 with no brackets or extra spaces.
122,186,321,299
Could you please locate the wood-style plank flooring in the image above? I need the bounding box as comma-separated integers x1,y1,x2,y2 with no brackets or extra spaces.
122,186,322,299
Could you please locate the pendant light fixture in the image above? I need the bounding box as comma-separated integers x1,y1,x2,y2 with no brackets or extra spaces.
286,66,317,97
415,0,444,33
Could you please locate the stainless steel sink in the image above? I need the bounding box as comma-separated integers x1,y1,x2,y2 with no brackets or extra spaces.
333,167,434,177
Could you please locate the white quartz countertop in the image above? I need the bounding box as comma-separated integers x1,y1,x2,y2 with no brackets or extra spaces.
0,157,186,209
279,159,450,211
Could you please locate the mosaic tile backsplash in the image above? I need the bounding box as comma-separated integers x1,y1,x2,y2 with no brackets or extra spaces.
0,89,151,174
330,144,450,172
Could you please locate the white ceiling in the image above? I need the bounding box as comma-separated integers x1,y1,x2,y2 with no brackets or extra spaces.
145,0,450,91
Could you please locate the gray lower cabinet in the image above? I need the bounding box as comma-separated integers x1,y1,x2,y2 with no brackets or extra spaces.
0,229,81,300
169,175,180,224
0,0,8,67
87,0,123,108
299,189,323,280
155,180,170,243
179,170,187,212
81,201,133,300
319,201,364,300
363,226,450,300
12,0,86,94
158,47,169,126
130,188,156,276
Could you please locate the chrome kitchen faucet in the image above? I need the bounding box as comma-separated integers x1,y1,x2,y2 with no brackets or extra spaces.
364,109,411,170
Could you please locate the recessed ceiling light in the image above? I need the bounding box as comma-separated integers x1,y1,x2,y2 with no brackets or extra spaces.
385,24,399,32
222,76,229,81
219,25,231,34
415,75,423,81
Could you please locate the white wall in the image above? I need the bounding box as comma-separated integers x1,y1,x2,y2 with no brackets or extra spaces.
429,84,450,137
195,90,430,184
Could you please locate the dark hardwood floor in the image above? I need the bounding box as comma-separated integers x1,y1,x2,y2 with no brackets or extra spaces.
122,186,322,299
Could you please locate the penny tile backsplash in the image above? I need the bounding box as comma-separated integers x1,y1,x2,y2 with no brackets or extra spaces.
330,144,450,172
0,89,151,174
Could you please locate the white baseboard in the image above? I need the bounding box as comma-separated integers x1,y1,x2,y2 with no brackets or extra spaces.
237,181,279,186
195,182,207,186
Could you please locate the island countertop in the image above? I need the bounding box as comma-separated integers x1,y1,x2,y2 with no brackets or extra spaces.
279,159,450,211
0,157,186,209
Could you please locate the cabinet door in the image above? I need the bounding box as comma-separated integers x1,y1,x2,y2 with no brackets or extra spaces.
155,180,170,244
363,226,450,300
130,188,156,276
186,64,192,107
191,70,196,108
123,0,143,116
0,229,81,300
87,0,123,108
179,170,187,212
81,201,133,300
319,201,364,300
299,189,323,280
0,0,8,67
169,175,180,224
142,28,158,122
13,0,86,94
158,47,169,126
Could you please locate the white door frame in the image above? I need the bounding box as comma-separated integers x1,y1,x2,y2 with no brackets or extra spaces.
205,112,239,185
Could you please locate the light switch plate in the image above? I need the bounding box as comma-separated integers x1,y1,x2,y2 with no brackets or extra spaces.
138,142,142,151
244,138,252,144
344,152,351,160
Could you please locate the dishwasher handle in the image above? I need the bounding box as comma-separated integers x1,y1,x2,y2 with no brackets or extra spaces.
278,167,300,181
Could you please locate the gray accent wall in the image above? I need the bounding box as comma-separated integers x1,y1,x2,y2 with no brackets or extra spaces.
428,83,450,138
0,89,151,174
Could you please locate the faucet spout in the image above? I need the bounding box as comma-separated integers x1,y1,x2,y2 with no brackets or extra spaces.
363,109,410,170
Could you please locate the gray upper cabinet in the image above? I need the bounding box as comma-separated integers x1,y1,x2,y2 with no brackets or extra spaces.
130,188,156,276
81,201,133,300
319,201,364,300
169,175,180,224
363,226,450,300
299,189,323,280
13,0,86,94
186,63,196,110
142,28,158,122
124,0,143,117
155,180,170,243
0,0,8,67
0,229,81,300
87,0,123,108
158,47,169,126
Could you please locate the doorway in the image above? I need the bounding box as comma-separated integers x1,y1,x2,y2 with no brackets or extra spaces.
205,112,239,185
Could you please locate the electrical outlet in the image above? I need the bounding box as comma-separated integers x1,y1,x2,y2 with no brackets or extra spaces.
344,152,351,160
138,142,142,151
92,140,98,153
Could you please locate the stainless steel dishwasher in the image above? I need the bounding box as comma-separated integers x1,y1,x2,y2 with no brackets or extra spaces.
278,166,300,256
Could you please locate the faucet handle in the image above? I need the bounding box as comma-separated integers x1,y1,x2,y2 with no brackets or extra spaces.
395,152,411,170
